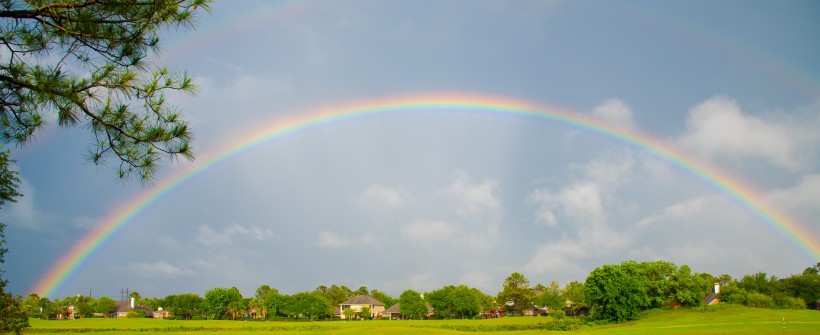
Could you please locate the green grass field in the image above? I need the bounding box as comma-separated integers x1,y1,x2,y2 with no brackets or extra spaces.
26,305,820,334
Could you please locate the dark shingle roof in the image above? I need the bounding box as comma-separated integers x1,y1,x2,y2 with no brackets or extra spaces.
114,301,153,314
384,303,400,314
340,295,384,306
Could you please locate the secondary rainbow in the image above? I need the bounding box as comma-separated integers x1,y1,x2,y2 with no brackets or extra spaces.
30,93,820,297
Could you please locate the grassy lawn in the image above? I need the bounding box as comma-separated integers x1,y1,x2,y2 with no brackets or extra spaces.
26,305,820,334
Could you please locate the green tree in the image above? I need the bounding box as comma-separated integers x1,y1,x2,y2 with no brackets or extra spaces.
282,292,329,320
163,293,203,320
399,290,427,320
359,305,372,320
534,281,564,311
314,284,353,306
470,288,495,313
369,289,396,309
563,280,586,313
637,260,676,308
0,149,21,290
254,285,282,319
354,286,369,296
342,307,356,320
0,149,25,333
92,296,118,314
738,272,780,296
585,264,647,322
669,265,704,307
0,293,28,334
203,287,242,320
427,285,481,319
781,269,820,309
314,284,353,316
0,0,211,181
21,294,41,317
497,272,534,315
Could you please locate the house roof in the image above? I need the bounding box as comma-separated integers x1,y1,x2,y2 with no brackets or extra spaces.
702,293,718,305
114,301,154,314
382,303,434,315
340,295,384,306
384,303,400,314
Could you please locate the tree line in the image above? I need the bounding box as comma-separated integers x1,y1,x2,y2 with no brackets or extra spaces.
13,261,819,324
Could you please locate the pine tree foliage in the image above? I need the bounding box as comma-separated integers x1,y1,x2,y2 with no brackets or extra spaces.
0,0,211,181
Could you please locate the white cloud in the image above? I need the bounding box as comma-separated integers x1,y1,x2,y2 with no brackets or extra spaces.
315,230,378,249
525,239,588,275
71,216,98,230
529,155,634,227
767,174,820,211
636,196,711,229
593,98,636,129
225,224,279,241
460,270,494,293
525,156,633,274
0,177,56,230
196,225,232,246
438,171,501,221
383,272,436,294
196,223,278,246
316,230,352,248
400,220,454,244
677,96,818,171
357,185,415,211
127,261,195,278
158,236,183,250
420,171,504,249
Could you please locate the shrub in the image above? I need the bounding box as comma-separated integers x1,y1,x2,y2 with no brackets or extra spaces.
773,295,806,310
745,292,774,308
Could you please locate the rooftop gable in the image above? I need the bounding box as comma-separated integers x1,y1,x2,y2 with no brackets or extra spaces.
340,295,384,306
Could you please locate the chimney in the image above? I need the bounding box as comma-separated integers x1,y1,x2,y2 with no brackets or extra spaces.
714,283,720,294
130,297,135,308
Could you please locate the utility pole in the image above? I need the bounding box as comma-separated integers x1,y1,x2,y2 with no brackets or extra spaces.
120,288,130,301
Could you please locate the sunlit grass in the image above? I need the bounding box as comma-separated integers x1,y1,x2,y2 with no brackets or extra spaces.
27,305,820,334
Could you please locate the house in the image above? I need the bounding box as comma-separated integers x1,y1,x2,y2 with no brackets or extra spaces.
480,307,504,319
114,297,154,318
702,283,721,306
383,303,401,320
339,295,385,319
564,299,590,317
152,307,170,319
382,303,435,320
57,304,76,320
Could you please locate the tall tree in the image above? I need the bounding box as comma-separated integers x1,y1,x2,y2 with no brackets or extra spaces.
782,267,820,310
203,287,242,320
497,272,534,315
399,290,427,320
562,281,586,310
369,289,396,309
358,305,372,320
254,285,282,319
585,264,647,322
163,293,203,320
0,0,211,181
0,148,25,334
534,281,564,311
427,285,481,319
282,292,329,320
92,296,118,314
354,286,369,296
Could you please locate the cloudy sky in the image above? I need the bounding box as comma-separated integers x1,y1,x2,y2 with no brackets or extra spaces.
4,0,820,300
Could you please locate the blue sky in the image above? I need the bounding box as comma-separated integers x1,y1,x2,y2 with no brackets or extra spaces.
4,0,820,300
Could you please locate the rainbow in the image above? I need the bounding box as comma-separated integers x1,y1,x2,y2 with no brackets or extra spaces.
30,93,820,297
